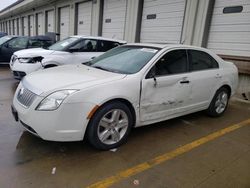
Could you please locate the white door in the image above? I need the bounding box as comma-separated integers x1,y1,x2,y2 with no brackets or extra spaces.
207,0,250,57
11,20,16,35
29,15,35,36
9,20,12,35
140,49,191,123
14,19,18,35
23,17,29,36
46,10,55,32
6,21,8,33
19,18,22,35
77,1,92,35
102,0,127,40
59,6,70,40
186,50,220,109
140,0,186,43
37,13,44,35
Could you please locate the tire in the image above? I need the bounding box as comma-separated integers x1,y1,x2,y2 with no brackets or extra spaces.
206,87,230,117
86,101,133,150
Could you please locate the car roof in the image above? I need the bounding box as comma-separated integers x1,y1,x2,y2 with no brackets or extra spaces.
70,35,127,44
126,43,209,51
29,35,53,41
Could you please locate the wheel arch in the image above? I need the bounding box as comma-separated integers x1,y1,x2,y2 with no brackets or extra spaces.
219,84,232,97
88,98,137,128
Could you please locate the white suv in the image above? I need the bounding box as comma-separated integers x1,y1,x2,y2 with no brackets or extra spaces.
10,36,126,79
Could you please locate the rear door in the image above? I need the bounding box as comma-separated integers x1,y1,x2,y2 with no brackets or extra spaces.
187,49,220,108
140,49,192,123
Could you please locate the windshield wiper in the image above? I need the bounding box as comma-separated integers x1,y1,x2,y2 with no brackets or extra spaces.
82,61,91,66
92,65,111,72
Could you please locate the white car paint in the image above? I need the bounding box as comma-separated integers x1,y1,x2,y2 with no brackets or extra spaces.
12,44,238,143
9,35,126,79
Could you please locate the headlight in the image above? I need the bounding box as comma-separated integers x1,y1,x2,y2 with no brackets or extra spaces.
36,90,78,111
18,58,33,63
18,56,44,64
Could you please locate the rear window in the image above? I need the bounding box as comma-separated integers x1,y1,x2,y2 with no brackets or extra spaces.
188,50,219,71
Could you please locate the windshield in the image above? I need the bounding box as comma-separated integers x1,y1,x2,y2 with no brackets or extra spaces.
48,37,79,51
0,36,13,46
88,46,159,74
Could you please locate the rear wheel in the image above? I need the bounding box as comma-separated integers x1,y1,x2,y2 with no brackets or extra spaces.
206,87,230,117
87,101,133,150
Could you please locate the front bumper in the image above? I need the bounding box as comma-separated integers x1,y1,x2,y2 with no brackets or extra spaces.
12,89,96,142
10,60,43,80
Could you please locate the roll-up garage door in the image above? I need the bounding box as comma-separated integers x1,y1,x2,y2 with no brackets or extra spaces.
77,1,92,35
29,15,35,36
9,20,12,35
46,10,55,32
102,0,127,40
207,0,250,57
16,18,19,35
140,0,186,43
37,13,44,35
13,19,16,35
19,18,22,35
23,17,29,36
5,21,9,34
59,6,70,40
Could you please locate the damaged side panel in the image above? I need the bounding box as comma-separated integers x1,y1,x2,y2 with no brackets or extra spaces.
139,74,191,123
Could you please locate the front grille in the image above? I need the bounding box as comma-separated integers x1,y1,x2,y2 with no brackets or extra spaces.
17,88,37,108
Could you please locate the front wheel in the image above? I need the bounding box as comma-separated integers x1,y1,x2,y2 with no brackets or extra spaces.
206,87,230,117
86,101,133,150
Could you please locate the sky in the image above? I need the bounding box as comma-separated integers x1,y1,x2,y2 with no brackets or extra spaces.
0,0,18,11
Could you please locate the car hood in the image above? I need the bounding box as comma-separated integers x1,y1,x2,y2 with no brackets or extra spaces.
22,64,126,96
14,48,55,57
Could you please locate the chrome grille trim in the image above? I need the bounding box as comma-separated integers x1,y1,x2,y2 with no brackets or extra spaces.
17,88,37,108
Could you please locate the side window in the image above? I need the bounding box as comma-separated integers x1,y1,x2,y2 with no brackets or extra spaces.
98,41,120,52
8,37,28,49
188,50,219,71
70,39,97,52
147,50,188,78
28,40,42,48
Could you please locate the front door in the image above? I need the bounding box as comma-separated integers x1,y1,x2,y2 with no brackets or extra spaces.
1,37,28,62
140,49,191,123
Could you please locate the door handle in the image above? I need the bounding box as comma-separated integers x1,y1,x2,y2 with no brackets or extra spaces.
180,80,190,84
215,74,222,79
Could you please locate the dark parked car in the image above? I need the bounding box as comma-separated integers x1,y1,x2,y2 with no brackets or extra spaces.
0,35,54,64
0,32,7,38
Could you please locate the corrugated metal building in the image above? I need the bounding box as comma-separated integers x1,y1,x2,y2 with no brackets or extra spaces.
0,0,250,95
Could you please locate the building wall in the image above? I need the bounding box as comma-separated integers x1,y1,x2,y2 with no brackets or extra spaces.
0,0,249,73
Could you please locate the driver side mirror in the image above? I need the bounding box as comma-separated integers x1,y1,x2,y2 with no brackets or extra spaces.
4,43,9,48
146,66,156,79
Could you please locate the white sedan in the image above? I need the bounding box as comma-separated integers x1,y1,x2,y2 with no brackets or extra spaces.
9,36,126,80
12,44,238,150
